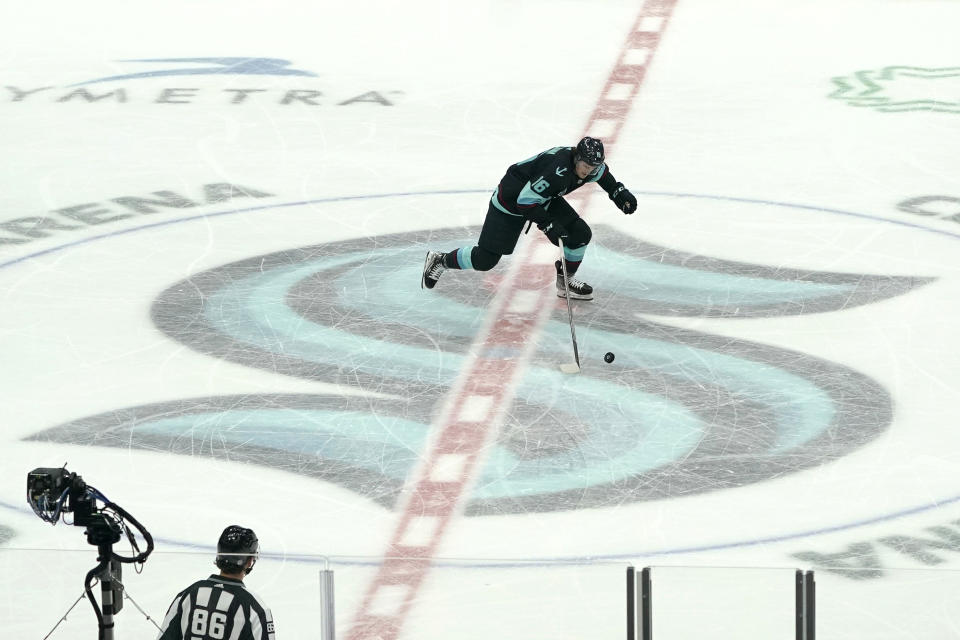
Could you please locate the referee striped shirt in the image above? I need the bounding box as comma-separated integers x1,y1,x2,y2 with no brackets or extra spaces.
157,574,276,640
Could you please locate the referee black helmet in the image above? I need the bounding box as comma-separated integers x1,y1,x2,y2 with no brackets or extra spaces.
215,525,260,575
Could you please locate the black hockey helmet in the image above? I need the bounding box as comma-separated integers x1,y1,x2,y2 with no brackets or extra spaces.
575,136,604,166
215,525,259,575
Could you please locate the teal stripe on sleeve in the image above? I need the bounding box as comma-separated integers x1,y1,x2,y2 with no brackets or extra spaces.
516,146,563,166
518,182,548,206
585,163,607,184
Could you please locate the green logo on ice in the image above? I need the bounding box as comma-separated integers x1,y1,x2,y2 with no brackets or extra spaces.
830,66,960,113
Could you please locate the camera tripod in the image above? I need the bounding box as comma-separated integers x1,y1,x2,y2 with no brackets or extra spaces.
85,514,124,640
44,514,157,640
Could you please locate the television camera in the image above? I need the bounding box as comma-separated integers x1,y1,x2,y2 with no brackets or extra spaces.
27,466,154,640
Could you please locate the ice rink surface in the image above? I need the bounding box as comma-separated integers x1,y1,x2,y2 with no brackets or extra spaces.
2,1,960,638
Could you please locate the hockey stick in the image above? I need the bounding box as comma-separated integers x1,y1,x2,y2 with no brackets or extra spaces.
557,237,582,374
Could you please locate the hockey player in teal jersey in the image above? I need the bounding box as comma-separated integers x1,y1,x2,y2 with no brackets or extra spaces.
421,136,637,300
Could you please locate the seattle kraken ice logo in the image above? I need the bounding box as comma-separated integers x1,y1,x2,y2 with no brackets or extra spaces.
829,66,960,113
29,226,932,514
73,58,318,86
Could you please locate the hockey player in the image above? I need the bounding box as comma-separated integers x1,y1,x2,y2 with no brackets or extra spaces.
421,136,637,300
157,525,276,640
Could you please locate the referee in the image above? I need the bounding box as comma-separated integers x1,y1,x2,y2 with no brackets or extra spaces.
157,525,276,639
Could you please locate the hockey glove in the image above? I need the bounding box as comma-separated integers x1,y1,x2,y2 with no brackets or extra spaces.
611,183,637,214
537,220,568,241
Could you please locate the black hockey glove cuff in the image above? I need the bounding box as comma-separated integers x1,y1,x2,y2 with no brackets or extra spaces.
610,183,637,214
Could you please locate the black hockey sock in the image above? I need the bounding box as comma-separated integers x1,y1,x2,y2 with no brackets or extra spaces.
443,250,462,269
557,259,582,275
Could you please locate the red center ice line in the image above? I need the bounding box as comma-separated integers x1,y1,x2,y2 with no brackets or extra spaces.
347,3,678,639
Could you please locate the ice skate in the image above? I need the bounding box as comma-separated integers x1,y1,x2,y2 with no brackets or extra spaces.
422,251,447,289
555,260,593,300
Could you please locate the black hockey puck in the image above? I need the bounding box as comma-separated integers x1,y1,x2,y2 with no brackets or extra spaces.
604,352,615,363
